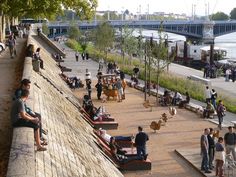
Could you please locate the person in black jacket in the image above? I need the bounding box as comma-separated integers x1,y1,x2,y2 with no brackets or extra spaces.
207,128,215,169
95,79,103,100
135,126,149,160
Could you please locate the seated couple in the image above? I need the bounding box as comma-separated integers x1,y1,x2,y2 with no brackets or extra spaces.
160,90,172,106
11,89,47,151
203,101,216,118
178,92,190,108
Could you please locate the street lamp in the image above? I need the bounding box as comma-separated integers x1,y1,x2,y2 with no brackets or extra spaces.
164,33,169,72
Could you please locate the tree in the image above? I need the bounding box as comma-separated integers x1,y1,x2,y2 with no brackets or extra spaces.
0,0,97,20
94,22,114,59
42,22,49,35
120,26,138,64
211,12,229,20
68,24,80,40
148,29,174,103
230,8,236,20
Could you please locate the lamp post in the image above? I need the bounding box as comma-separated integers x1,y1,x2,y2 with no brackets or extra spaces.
144,40,147,101
164,33,169,72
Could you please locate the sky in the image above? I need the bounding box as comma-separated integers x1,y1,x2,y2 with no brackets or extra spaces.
97,0,236,16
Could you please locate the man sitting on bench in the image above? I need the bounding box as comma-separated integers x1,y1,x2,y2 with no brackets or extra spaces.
203,101,215,118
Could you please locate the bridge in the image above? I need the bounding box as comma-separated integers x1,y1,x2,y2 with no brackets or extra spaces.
47,20,236,44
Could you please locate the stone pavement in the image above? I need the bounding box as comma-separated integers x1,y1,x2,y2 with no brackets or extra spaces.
0,37,27,177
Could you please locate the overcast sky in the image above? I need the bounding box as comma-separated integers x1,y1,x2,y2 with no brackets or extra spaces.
97,0,236,16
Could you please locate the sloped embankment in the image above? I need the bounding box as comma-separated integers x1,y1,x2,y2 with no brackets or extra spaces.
29,36,123,177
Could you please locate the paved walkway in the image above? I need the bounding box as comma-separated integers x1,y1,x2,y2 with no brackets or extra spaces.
0,37,27,177
57,41,230,177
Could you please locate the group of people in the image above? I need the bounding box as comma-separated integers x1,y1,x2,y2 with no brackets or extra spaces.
225,67,236,82
200,126,236,176
107,62,119,74
11,79,47,151
204,86,226,129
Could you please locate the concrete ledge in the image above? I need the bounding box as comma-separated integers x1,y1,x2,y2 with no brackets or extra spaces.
7,128,35,177
188,75,211,86
39,32,66,58
7,33,36,177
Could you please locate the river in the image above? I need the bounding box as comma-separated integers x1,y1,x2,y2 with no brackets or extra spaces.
137,30,236,59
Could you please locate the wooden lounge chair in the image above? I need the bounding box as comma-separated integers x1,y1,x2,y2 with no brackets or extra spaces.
80,108,118,130
93,130,134,148
96,136,151,171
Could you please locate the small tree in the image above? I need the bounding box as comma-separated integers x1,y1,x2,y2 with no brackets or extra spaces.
121,27,138,65
94,21,114,59
68,24,80,40
149,29,174,103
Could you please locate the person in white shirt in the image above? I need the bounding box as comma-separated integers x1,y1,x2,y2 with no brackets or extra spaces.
205,86,211,103
85,68,91,81
98,128,133,143
172,91,183,105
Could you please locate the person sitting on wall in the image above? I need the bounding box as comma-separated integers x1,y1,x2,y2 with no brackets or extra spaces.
14,79,47,140
178,92,190,108
11,89,47,151
34,47,44,69
172,91,183,106
160,90,172,106
203,101,215,118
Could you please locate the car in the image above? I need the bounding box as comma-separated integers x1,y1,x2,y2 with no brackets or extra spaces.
0,42,6,52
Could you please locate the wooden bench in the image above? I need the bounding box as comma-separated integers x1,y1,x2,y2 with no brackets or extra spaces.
188,75,211,86
59,66,72,72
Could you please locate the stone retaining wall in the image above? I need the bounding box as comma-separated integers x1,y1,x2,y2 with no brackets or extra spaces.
7,32,36,177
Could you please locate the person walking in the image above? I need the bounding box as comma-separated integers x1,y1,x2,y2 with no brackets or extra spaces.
216,100,226,130
211,89,217,109
224,126,236,162
95,79,103,100
205,86,211,103
115,78,123,102
8,35,16,58
207,128,215,170
215,137,225,177
135,126,149,160
75,51,79,62
200,128,211,173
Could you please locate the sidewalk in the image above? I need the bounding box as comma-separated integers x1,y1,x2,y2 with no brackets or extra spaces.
0,38,26,177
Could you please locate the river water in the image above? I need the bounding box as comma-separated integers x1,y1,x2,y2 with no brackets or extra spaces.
139,30,236,59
